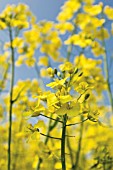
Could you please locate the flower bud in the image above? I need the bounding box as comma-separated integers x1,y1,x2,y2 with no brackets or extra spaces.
47,67,54,77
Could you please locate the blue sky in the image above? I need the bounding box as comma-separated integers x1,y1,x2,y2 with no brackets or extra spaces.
0,0,65,21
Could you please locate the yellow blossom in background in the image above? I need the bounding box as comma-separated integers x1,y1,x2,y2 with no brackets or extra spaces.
55,22,74,34
0,4,33,29
40,68,49,77
65,33,92,48
38,56,49,67
83,3,102,16
57,0,81,22
94,28,109,40
75,13,105,30
15,55,25,66
38,21,53,34
104,6,113,20
91,41,105,57
25,58,36,67
12,37,24,48
83,0,95,5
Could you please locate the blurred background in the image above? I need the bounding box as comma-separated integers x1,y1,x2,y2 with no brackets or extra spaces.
0,0,113,83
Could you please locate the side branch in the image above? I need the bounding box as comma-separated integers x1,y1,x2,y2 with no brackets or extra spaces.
40,132,61,140
38,113,63,123
66,118,88,126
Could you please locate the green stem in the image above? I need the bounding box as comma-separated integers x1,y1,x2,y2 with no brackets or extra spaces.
103,47,113,113
34,63,45,91
12,117,23,170
74,116,84,170
101,12,113,113
66,131,74,168
8,26,15,170
61,114,67,170
67,44,73,61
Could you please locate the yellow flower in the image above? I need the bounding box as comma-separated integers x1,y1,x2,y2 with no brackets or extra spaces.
91,41,105,57
12,37,24,48
47,67,54,77
94,28,109,40
76,14,105,30
38,56,48,67
104,6,113,20
55,22,74,34
57,0,81,22
75,82,89,94
15,55,25,66
40,68,49,77
65,33,92,48
83,0,94,5
33,104,45,117
55,102,80,117
25,58,36,67
59,61,73,72
47,93,59,107
0,4,32,29
0,20,7,30
38,21,53,34
83,3,102,16
46,78,67,89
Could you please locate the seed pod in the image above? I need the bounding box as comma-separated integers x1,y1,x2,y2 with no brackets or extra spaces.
78,72,83,77
36,128,40,132
57,71,61,77
74,68,78,74
84,93,90,101
54,68,57,75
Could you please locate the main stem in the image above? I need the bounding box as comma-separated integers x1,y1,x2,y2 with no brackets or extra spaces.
61,114,67,170
74,116,84,170
12,117,23,170
8,26,15,170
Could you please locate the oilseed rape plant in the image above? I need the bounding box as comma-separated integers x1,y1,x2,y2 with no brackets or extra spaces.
0,0,113,170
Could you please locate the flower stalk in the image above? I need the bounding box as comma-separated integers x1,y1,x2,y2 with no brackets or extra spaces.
8,26,15,170
61,114,67,170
